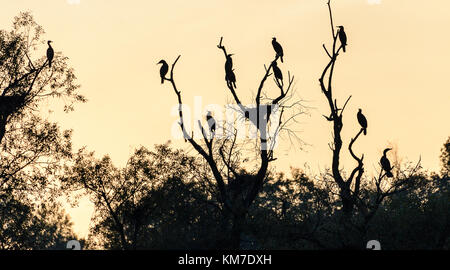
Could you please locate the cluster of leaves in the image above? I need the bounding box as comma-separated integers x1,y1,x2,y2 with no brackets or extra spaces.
60,143,223,250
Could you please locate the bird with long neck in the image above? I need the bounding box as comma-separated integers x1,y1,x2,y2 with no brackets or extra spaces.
157,60,169,84
337,26,347,53
272,61,283,85
225,68,236,88
357,108,368,135
206,111,216,136
225,54,233,73
272,37,284,63
46,40,54,68
380,148,394,177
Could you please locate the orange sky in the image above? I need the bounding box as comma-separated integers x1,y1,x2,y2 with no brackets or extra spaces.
2,0,449,238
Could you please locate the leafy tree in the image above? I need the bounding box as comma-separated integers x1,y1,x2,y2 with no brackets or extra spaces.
62,143,221,250
440,137,450,178
0,12,85,249
0,198,80,250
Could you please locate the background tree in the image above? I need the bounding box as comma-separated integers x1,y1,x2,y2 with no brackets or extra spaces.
0,198,80,250
0,12,85,249
62,143,221,250
439,137,450,178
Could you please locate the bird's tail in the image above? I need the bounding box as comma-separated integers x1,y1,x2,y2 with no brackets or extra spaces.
161,77,164,84
280,56,284,63
386,171,393,178
49,61,52,68
342,45,346,53
363,128,367,135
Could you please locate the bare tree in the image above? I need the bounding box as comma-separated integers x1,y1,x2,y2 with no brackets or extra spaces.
159,37,302,248
319,0,366,217
319,0,422,231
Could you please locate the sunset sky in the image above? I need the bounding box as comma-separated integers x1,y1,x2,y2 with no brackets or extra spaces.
1,0,449,238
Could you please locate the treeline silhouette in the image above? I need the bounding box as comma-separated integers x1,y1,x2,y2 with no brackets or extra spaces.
0,5,448,250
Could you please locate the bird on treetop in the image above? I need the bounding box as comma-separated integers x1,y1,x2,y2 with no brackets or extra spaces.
47,40,54,68
225,68,237,88
225,54,234,73
206,111,216,135
272,61,283,84
272,37,284,63
157,60,169,84
357,108,368,135
380,148,394,177
337,26,347,53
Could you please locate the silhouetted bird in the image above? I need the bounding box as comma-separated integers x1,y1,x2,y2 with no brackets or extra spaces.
337,26,347,53
225,54,234,72
157,60,169,84
272,37,284,63
244,110,250,120
380,148,393,177
46,41,54,68
357,108,367,135
206,111,216,135
225,69,236,88
272,61,283,84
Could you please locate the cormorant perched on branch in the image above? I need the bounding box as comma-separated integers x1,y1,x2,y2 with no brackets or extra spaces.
225,54,234,73
272,61,283,84
337,26,347,53
47,41,54,68
380,148,393,177
225,68,236,88
206,111,216,135
272,37,284,63
357,108,368,135
157,60,169,84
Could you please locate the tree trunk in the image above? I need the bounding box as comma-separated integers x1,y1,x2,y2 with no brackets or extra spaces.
340,187,354,216
230,211,246,249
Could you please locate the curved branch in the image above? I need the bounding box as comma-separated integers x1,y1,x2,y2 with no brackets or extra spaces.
347,128,364,189
164,55,231,209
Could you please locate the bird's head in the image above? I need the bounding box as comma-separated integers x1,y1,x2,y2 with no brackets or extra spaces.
47,40,53,44
272,37,276,41
337,26,344,30
358,108,362,112
383,148,392,155
157,60,166,65
227,53,234,58
272,60,278,66
206,111,212,117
